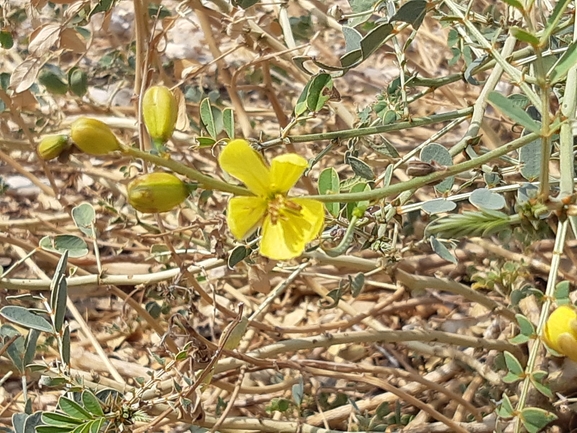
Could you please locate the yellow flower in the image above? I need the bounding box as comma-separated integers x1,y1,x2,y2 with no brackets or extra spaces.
543,305,577,362
219,139,324,261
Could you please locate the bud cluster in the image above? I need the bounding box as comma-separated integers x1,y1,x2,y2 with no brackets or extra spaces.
36,84,188,214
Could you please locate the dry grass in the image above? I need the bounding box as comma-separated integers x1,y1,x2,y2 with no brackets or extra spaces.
0,1,575,432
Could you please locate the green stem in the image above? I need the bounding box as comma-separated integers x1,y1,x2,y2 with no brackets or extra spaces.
442,0,542,110
259,107,474,148
308,129,555,203
513,219,568,433
120,144,252,196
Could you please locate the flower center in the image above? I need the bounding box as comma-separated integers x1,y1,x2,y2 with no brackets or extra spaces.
268,194,303,225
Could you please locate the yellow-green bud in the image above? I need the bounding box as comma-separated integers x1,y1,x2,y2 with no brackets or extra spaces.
127,172,189,213
142,85,178,144
70,117,120,155
37,135,70,160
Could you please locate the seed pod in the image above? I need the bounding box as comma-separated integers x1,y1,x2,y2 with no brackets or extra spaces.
37,135,70,160
127,172,189,213
70,117,120,155
142,85,178,145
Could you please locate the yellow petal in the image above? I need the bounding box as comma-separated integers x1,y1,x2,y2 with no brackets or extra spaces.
260,198,325,260
544,306,577,346
260,214,302,260
270,153,308,194
556,333,577,362
227,196,267,240
292,198,325,241
219,139,271,196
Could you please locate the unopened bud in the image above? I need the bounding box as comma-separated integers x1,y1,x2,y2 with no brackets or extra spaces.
142,86,178,145
37,135,70,160
70,117,120,155
127,172,189,213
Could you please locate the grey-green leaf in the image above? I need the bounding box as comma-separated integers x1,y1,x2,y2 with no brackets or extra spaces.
347,155,374,180
469,188,506,210
291,377,304,407
13,413,28,433
50,251,68,333
555,281,570,304
68,67,88,97
306,73,333,113
41,412,82,428
23,412,43,433
24,329,40,368
71,203,95,237
200,97,221,139
61,325,71,365
59,396,92,420
420,143,453,193
430,237,457,264
496,393,514,418
520,407,557,433
421,199,456,215
549,41,577,84
340,23,393,68
519,135,541,181
294,80,312,117
349,272,365,297
39,235,89,258
504,351,524,376
488,92,540,133
346,182,370,220
516,314,535,337
0,306,53,333
347,0,374,26
82,391,104,417
390,0,427,29
228,245,250,268
318,167,340,217
1,324,25,373
223,107,235,139
342,26,362,53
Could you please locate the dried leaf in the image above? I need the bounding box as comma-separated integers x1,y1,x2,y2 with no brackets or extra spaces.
29,24,61,56
10,58,43,93
59,28,86,53
173,87,189,131
64,2,88,18
11,90,38,110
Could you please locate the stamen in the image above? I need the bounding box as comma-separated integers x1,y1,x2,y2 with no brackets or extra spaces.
267,194,302,225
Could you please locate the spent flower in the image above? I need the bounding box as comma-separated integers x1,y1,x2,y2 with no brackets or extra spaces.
219,139,324,260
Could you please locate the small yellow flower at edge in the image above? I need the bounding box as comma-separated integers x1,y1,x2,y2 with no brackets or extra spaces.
543,304,577,362
219,139,325,261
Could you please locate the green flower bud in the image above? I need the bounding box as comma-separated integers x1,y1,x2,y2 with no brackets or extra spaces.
37,135,70,160
142,85,178,144
127,172,189,213
70,117,120,155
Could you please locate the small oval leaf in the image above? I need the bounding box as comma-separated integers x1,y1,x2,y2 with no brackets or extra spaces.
421,199,457,215
430,237,457,264
469,188,506,210
420,143,454,193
